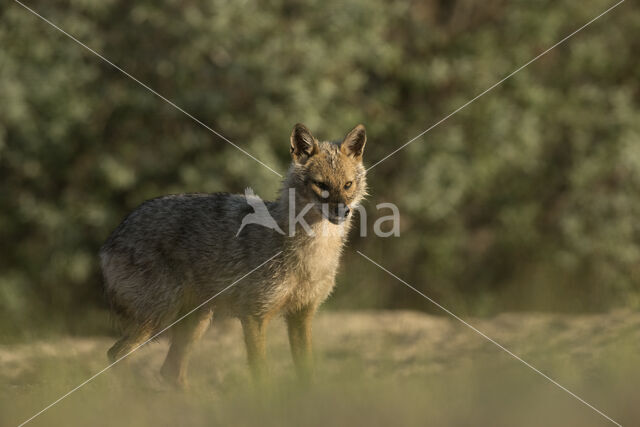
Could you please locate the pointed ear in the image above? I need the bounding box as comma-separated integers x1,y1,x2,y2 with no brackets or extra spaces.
290,123,318,163
341,124,366,160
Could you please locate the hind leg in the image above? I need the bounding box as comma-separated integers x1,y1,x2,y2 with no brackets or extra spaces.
108,326,154,363
160,308,213,389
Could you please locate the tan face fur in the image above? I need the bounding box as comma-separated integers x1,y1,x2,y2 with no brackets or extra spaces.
289,123,367,224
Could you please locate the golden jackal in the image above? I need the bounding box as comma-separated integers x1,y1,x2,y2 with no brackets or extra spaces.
100,124,367,387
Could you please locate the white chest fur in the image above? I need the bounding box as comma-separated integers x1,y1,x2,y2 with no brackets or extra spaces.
283,221,347,309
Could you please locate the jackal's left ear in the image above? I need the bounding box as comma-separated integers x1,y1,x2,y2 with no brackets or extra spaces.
341,124,366,160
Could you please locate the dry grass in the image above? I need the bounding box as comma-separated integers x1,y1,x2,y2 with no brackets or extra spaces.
2,310,639,426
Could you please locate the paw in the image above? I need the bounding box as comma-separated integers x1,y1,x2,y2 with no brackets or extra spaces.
160,365,189,390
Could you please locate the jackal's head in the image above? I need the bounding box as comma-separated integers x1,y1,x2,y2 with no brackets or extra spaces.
287,123,368,224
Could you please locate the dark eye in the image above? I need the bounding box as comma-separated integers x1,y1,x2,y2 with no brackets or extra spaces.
344,181,353,190
312,180,329,191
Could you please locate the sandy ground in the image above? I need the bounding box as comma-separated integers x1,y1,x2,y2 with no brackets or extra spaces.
2,310,639,426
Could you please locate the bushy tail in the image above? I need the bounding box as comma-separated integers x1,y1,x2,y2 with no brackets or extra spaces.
100,249,135,332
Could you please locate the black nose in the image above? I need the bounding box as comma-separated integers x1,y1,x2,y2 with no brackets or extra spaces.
340,205,350,218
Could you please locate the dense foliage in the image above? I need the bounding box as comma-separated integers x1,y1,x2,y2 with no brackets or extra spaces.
1,0,638,336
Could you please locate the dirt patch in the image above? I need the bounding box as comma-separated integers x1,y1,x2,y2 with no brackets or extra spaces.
2,310,639,427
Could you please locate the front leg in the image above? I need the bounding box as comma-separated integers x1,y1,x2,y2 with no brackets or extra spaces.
285,304,316,382
241,315,269,382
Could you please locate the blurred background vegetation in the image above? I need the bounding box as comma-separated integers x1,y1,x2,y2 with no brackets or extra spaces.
1,0,639,339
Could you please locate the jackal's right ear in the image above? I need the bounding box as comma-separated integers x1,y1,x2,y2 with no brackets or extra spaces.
290,123,318,163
